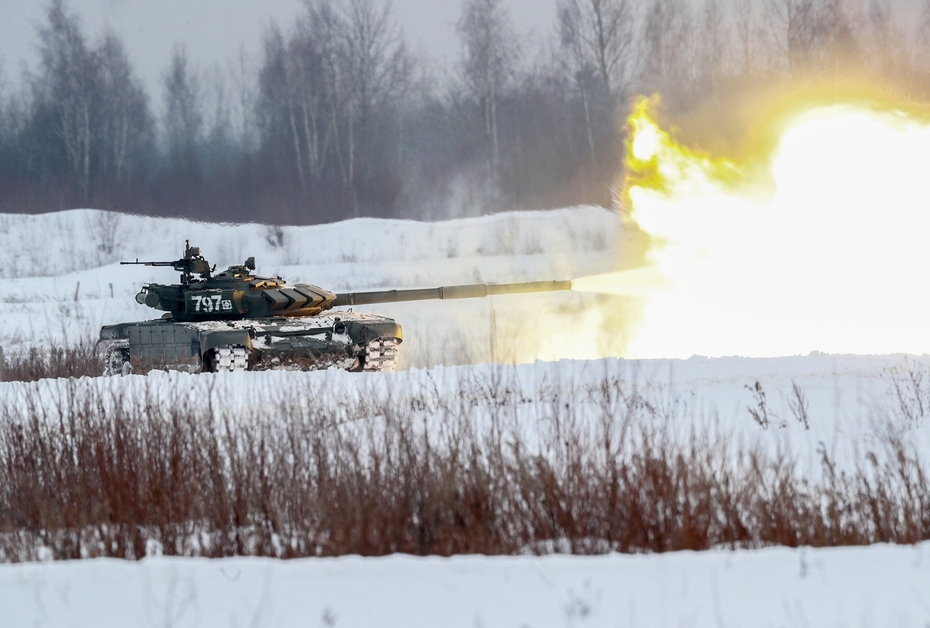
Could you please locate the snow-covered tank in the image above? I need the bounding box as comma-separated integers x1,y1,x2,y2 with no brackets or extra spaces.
99,241,572,374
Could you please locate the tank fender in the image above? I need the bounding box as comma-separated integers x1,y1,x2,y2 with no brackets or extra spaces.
199,329,254,355
100,323,131,341
345,320,403,345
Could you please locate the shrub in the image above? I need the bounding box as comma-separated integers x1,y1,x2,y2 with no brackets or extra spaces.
2,342,104,382
1,368,929,561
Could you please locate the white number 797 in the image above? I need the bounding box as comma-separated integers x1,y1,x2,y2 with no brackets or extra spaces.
192,294,223,312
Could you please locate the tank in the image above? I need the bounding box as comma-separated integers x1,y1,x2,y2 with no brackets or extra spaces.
99,241,572,375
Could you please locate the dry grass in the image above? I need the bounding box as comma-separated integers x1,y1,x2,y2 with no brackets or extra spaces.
2,342,104,382
2,366,930,562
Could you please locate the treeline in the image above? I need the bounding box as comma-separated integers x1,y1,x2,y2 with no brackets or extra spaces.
1,0,930,224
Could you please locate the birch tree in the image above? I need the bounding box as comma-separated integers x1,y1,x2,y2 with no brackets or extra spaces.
37,0,98,203
764,0,826,72
699,0,729,97
456,0,518,178
162,46,203,209
641,0,695,99
97,33,150,187
557,0,635,108
734,0,765,74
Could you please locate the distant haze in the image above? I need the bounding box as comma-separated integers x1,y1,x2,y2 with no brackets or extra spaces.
0,0,557,98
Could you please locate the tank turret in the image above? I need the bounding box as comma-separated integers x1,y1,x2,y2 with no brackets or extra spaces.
100,242,572,376
123,240,338,321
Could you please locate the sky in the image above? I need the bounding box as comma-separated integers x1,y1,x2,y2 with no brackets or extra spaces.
0,0,557,100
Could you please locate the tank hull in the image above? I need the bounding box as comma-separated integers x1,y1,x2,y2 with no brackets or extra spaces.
100,312,402,375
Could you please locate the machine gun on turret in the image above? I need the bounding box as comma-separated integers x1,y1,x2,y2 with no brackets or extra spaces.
120,240,215,284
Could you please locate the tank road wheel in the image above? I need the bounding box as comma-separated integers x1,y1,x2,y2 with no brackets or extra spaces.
361,338,399,372
211,345,249,373
104,342,131,376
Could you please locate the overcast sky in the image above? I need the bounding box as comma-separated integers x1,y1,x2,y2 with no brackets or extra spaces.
0,0,557,99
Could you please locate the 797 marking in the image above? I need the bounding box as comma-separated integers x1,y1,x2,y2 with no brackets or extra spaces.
191,295,233,313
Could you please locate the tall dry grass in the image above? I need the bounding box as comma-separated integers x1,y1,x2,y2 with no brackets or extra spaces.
2,342,103,382
2,366,930,562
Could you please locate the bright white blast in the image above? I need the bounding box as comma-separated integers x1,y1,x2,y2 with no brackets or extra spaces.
597,98,930,358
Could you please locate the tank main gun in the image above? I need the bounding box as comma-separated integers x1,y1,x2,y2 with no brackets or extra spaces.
120,239,217,285
334,280,572,306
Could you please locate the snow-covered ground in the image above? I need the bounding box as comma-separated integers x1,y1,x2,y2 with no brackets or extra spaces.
5,543,930,627
3,208,930,625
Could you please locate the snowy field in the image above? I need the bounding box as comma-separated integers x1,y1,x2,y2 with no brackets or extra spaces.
4,543,930,627
3,208,930,626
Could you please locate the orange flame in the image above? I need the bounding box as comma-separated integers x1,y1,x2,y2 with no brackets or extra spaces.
608,95,930,358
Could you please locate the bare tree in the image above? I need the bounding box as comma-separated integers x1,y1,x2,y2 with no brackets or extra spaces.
227,45,259,152
456,0,518,178
289,1,344,192
558,10,599,165
342,0,411,214
258,24,307,192
0,59,7,151
36,0,98,203
641,0,695,101
202,63,231,147
765,0,863,75
557,0,635,169
260,1,356,210
915,0,930,74
163,46,202,156
734,0,764,75
162,46,203,210
344,0,409,131
256,0,412,220
764,0,825,72
699,0,729,98
858,1,894,78
97,33,149,188
820,0,860,72
557,0,635,108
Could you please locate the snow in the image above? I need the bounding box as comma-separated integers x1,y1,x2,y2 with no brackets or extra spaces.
3,207,930,625
4,543,930,627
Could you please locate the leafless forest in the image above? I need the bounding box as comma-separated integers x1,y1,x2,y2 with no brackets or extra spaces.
1,0,929,224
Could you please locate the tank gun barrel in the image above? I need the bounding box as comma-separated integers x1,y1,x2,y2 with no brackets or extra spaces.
333,280,572,307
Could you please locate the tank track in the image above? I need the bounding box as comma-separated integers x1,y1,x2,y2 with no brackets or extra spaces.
362,338,398,372
214,345,249,372
103,342,131,376
101,336,399,375
211,339,395,373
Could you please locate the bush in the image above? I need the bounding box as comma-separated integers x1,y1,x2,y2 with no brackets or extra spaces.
1,368,930,562
2,342,104,382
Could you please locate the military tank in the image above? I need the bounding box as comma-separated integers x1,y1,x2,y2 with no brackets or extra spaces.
99,241,572,375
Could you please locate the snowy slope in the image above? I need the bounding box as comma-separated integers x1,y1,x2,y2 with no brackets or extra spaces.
0,207,619,279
